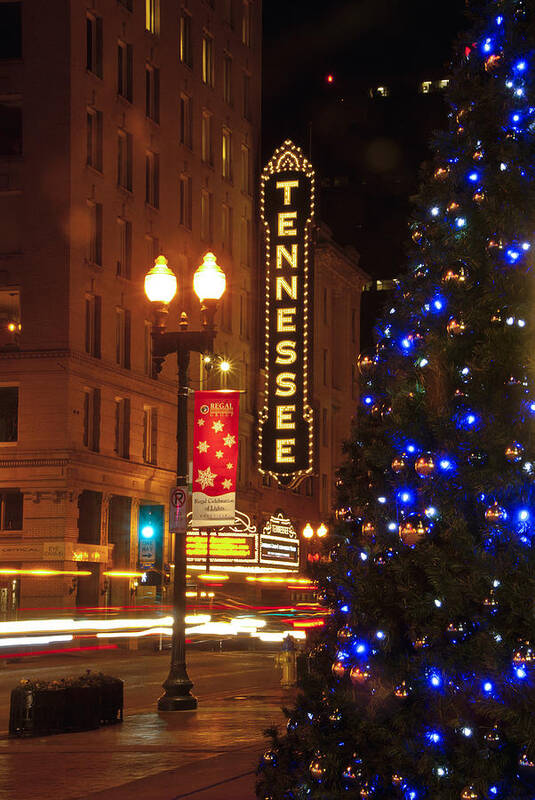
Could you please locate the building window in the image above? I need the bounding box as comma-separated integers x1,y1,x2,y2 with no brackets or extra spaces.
144,320,153,376
201,111,213,165
220,291,232,332
117,218,132,278
240,145,250,194
241,0,251,46
222,128,232,181
145,64,160,123
223,54,232,105
420,80,432,94
0,386,18,442
323,287,328,323
242,72,251,121
323,349,328,385
86,13,103,77
114,398,130,459
321,473,328,513
202,33,214,87
200,189,213,242
117,41,133,102
179,12,192,67
145,151,160,208
88,202,103,266
0,3,22,60
179,94,193,148
369,85,389,98
86,108,103,171
143,406,158,464
85,294,102,358
115,308,131,369
304,477,313,497
145,0,159,34
146,234,159,265
222,203,233,253
179,174,193,229
117,130,133,191
223,0,234,29
83,388,101,452
0,99,22,156
322,408,328,447
262,472,271,487
239,292,249,338
0,490,22,530
240,214,251,266
0,288,21,347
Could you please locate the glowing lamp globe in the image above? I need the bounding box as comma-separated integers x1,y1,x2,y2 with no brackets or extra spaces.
461,787,479,800
144,256,177,304
193,252,226,302
317,523,328,538
303,523,314,539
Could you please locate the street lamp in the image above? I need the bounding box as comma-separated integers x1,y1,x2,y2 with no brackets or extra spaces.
144,252,226,712
302,522,328,540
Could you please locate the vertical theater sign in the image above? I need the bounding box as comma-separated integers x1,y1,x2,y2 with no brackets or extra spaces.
258,140,315,487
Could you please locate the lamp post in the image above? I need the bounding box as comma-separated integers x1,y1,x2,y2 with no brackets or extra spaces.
144,252,226,712
302,522,328,566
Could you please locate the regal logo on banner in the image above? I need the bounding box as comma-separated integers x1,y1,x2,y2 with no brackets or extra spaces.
192,390,240,527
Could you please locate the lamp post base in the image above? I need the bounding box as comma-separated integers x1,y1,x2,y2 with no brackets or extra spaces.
157,692,198,711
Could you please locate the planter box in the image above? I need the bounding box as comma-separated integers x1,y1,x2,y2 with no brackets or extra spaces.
9,674,123,737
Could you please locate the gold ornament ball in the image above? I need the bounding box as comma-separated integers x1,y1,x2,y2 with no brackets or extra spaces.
434,167,449,180
442,264,468,283
505,442,524,462
485,53,502,71
394,681,410,698
519,753,535,768
332,660,347,679
412,229,423,244
392,774,404,787
461,787,479,800
362,521,376,537
487,238,504,251
337,625,353,640
357,352,376,377
360,783,374,798
473,190,486,203
349,665,371,685
485,502,507,523
415,453,435,478
309,760,324,779
513,641,535,663
447,316,466,336
399,515,430,546
342,765,358,781
447,201,460,212
391,456,407,474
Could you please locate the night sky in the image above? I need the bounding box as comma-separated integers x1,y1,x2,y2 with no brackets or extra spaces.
262,0,468,279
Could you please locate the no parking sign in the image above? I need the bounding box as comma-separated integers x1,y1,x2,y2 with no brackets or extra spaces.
169,486,187,533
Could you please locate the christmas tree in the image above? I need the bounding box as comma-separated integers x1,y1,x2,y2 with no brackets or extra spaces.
257,1,535,798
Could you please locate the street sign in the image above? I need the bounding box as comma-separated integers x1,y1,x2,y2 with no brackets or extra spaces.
139,539,156,567
169,486,188,533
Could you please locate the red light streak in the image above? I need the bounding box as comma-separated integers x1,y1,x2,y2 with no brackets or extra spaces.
292,619,325,629
0,644,117,659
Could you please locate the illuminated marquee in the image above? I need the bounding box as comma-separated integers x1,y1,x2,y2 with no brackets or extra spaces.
258,140,315,486
260,513,299,570
186,510,258,566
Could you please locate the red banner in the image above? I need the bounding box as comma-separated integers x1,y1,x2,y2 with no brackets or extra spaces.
191,391,240,527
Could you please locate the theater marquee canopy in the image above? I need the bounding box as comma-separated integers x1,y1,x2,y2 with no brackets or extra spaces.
258,140,315,487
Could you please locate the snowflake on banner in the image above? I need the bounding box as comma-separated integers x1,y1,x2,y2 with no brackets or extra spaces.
197,441,209,453
222,478,233,490
197,418,205,426
215,450,224,459
226,462,234,470
212,420,224,433
195,466,217,490
223,434,236,447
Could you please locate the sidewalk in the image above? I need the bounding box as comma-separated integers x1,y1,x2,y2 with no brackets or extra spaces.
0,686,292,800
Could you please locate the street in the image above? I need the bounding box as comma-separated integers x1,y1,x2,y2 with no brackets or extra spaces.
0,648,290,800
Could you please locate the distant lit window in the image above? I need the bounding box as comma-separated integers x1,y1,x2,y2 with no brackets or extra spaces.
222,127,232,180
241,0,251,46
145,0,159,34
242,72,251,121
202,33,214,87
86,13,103,77
0,386,18,443
179,12,192,67
240,145,250,194
438,79,449,89
420,80,432,94
369,85,389,98
0,288,21,347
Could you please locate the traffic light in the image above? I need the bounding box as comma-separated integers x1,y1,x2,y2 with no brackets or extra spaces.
138,505,164,572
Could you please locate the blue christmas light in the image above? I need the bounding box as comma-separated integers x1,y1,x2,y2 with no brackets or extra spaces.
457,410,481,431
482,38,493,53
455,217,467,228
353,641,368,656
376,630,385,640
432,295,446,312
425,506,438,519
417,357,429,367
434,598,442,608
426,730,442,745
518,509,531,523
495,15,503,25
514,665,527,679
400,337,413,353
363,395,374,406
439,458,455,473
397,489,414,505
435,766,448,778
483,680,494,693
430,206,440,217
468,170,480,182
506,247,521,264
388,522,397,531
527,401,535,415
461,726,473,737
340,605,349,613
428,671,442,688
377,496,387,504
488,787,499,797
515,60,527,72
360,551,368,562
405,443,418,454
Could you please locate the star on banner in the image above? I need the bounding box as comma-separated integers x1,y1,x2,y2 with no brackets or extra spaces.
197,441,209,453
223,434,236,447
212,420,224,433
196,466,217,490
226,462,234,470
222,478,233,490
215,450,224,459
197,418,205,426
